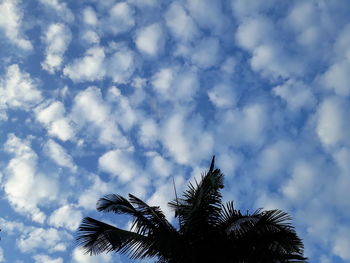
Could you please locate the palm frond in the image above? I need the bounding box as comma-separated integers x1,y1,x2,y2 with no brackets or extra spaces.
128,194,175,232
76,217,154,259
168,156,224,231
96,194,159,235
219,206,306,262
97,194,135,214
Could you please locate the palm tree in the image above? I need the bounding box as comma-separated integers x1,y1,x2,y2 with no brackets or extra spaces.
76,156,308,263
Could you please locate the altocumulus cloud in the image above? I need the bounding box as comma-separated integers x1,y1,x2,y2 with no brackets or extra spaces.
1,1,350,263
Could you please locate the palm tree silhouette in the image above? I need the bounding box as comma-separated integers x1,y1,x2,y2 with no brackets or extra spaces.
76,156,307,263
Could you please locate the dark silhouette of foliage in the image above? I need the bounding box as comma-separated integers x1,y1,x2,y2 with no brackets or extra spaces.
76,156,307,263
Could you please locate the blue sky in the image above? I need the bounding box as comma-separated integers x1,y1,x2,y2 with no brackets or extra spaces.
0,0,349,262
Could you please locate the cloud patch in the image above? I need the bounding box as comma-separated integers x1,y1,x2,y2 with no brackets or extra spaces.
48,205,82,231
165,2,199,43
0,64,42,114
63,46,105,82
98,149,139,182
36,101,74,141
43,139,77,171
105,2,135,34
135,23,165,56
316,97,349,148
2,134,59,223
0,0,32,49
18,227,69,253
41,23,72,73
70,86,128,147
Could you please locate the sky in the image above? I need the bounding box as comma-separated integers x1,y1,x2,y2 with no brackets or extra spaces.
0,0,350,262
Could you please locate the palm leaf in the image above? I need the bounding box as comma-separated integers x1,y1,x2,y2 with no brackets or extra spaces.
97,194,159,235
218,204,306,262
169,156,224,232
76,217,154,259
95,194,181,260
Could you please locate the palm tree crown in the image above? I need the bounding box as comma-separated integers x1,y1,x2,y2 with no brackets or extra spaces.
76,156,308,263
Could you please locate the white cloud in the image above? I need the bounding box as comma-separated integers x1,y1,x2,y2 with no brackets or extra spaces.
332,227,350,260
135,23,164,56
49,118,74,141
41,23,71,73
0,247,4,262
39,0,74,22
235,16,274,50
250,44,299,79
107,87,137,131
63,46,105,82
35,101,75,141
235,16,302,79
33,254,63,263
256,140,295,180
322,60,350,96
106,46,136,83
72,87,108,124
43,139,77,172
138,118,158,147
216,151,242,176
105,2,135,34
98,149,139,182
285,2,324,48
333,24,350,61
17,227,69,253
316,97,349,147
146,152,173,178
281,161,318,202
72,248,113,263
36,101,65,124
82,6,98,26
295,199,334,242
0,64,42,112
331,148,350,209
165,2,199,43
0,0,32,49
185,0,226,34
191,37,221,69
78,175,114,210
220,57,237,74
71,87,128,147
216,104,267,147
152,66,199,102
48,205,82,231
0,218,69,255
319,255,331,263
333,147,350,174
161,112,214,165
152,68,173,93
0,217,27,234
255,192,289,212
81,30,100,45
208,82,236,108
3,134,59,223
273,79,316,110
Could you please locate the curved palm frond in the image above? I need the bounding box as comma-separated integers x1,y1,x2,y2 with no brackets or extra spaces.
169,156,224,231
127,194,183,259
97,194,161,236
76,217,155,259
93,194,181,260
128,194,175,232
217,203,306,262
